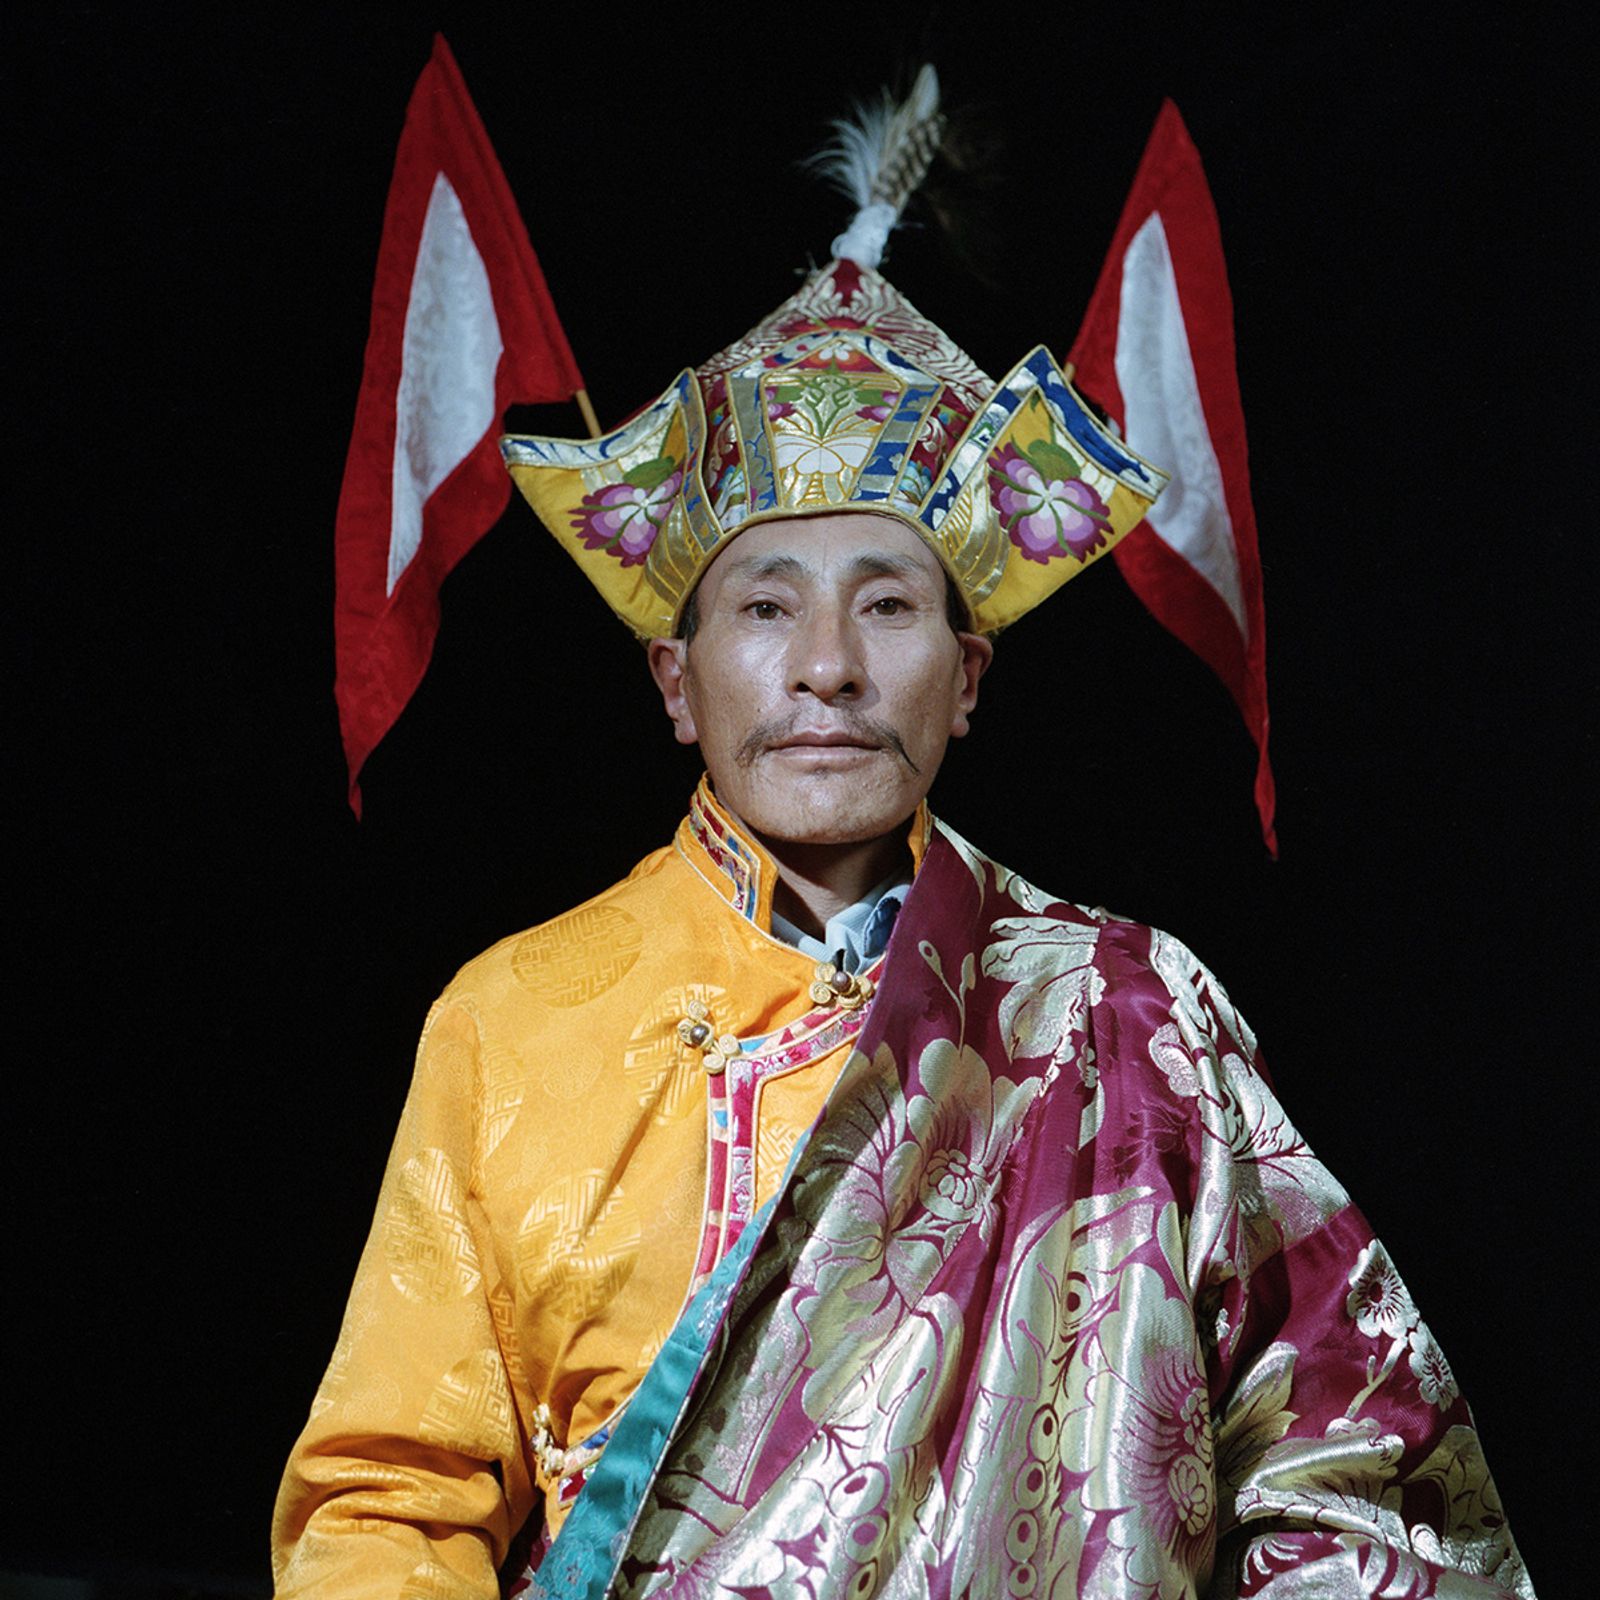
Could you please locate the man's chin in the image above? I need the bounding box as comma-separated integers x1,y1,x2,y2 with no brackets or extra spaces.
733,781,922,851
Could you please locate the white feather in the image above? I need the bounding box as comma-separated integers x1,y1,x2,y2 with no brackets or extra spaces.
813,65,945,268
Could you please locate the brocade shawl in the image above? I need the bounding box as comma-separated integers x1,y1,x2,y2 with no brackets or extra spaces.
533,822,1532,1599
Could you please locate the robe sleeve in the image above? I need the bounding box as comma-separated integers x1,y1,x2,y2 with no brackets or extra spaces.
271,997,537,1599
1145,934,1536,1597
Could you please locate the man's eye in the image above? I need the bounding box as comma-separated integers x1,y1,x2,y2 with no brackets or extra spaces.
868,596,909,615
747,600,784,620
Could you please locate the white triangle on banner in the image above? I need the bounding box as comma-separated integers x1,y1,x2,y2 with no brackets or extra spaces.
1114,212,1247,639
388,171,504,595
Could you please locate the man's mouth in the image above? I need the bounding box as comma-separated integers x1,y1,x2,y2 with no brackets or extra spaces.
736,716,919,773
768,731,881,751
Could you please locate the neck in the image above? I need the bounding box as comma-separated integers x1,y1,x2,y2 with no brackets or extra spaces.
750,827,912,939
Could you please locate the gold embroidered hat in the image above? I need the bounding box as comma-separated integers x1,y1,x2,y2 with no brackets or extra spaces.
500,76,1168,638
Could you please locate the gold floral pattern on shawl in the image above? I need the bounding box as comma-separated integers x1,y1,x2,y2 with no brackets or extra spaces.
786,1036,1042,1425
1405,1427,1531,1590
1144,932,1349,1304
623,1035,1044,1596
942,1190,1205,1598
1060,1260,1218,1589
604,830,1537,1600
1236,1412,1407,1546
1337,1240,1460,1421
1222,1234,1519,1588
980,915,1107,1070
1213,1340,1299,1507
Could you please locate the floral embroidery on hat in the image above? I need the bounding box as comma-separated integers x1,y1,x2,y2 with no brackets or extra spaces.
990,440,1112,564
571,455,682,566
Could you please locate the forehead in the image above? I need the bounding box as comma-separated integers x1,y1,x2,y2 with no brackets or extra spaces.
701,512,946,594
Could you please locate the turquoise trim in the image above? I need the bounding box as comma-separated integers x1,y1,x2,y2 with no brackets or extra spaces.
526,1198,774,1600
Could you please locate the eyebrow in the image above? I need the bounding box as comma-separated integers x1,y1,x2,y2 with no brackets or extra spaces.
846,553,930,582
722,551,935,585
724,553,809,582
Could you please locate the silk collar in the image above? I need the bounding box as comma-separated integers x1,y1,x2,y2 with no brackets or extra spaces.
674,776,929,936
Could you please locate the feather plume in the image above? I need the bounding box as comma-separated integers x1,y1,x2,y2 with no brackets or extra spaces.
812,64,946,268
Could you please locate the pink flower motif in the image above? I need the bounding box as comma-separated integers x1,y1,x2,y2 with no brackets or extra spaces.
855,403,892,423
766,401,797,421
570,464,682,567
990,444,1112,564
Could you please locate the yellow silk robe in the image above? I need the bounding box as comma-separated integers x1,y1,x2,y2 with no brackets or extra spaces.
273,784,926,1596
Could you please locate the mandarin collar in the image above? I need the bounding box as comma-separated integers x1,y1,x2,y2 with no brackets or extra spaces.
673,776,930,934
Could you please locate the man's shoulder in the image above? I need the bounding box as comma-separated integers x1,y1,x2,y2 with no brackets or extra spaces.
932,819,1218,998
441,843,682,1004
936,825,1263,1089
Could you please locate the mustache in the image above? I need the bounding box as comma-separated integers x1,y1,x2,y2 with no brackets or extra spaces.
736,713,920,774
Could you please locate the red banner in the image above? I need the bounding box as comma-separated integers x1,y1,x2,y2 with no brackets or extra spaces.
1070,100,1276,854
334,34,583,815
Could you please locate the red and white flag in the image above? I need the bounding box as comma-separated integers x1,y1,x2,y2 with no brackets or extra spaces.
1070,100,1277,854
334,34,584,815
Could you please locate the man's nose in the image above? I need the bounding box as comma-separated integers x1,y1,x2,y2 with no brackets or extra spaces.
789,606,864,700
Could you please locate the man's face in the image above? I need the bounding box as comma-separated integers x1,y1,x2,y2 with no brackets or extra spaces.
648,512,991,846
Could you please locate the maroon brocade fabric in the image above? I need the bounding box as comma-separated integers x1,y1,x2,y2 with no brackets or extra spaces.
607,822,1532,1597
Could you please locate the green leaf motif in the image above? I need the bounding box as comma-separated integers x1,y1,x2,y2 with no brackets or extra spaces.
624,455,678,491
1025,439,1084,483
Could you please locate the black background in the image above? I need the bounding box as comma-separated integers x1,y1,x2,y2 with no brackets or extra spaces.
10,5,1587,1592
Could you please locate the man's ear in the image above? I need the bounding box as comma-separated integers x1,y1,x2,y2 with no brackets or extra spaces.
949,631,994,739
647,638,700,746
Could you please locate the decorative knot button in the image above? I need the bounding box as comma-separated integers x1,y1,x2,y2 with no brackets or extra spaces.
678,1000,740,1074
529,1402,566,1491
810,960,875,1011
702,1034,742,1075
676,1000,713,1050
528,1399,608,1495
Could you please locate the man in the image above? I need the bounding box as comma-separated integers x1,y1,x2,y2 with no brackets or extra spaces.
274,246,1534,1597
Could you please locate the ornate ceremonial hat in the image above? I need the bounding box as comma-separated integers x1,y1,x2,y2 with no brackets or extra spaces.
501,75,1168,639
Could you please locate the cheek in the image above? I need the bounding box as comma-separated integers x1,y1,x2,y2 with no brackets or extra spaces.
898,658,965,741
688,661,765,753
